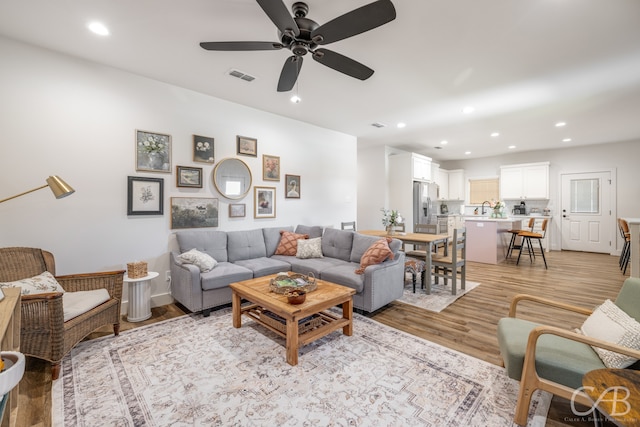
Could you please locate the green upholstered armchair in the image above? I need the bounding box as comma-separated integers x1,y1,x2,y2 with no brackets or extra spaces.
497,277,640,426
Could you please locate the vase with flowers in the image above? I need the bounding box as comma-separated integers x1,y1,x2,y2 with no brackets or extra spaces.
381,208,402,235
491,200,506,218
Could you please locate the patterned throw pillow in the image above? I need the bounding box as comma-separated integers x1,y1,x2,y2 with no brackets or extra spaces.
0,271,65,295
177,249,217,272
274,231,309,256
580,299,640,368
296,237,323,259
355,238,394,274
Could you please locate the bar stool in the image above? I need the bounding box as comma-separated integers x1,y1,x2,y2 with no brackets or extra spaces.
619,218,631,274
506,218,535,259
517,219,548,269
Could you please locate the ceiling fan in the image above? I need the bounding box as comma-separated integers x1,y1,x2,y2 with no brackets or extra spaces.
200,0,396,92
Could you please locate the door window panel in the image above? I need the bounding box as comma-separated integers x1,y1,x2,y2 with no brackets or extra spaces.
570,178,599,214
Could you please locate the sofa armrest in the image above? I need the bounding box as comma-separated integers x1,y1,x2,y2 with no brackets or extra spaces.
360,251,406,312
56,270,125,302
170,251,204,312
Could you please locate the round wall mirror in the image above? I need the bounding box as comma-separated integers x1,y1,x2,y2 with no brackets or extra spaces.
213,158,252,200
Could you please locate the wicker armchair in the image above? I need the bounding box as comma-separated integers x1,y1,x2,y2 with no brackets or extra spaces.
0,247,124,380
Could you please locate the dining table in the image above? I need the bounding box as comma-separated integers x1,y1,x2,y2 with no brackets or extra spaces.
358,230,450,294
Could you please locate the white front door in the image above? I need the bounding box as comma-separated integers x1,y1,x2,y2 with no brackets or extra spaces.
560,171,612,253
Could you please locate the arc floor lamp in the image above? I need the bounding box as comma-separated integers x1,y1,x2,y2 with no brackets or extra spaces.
0,175,75,204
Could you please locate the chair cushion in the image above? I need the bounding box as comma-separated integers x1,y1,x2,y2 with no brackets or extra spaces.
296,237,323,259
355,238,394,274
274,231,308,256
63,289,110,322
580,299,640,368
0,271,65,295
177,249,217,272
497,317,605,389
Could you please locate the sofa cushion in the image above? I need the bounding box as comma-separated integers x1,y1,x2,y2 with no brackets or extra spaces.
497,317,605,389
177,249,217,272
272,255,347,277
321,228,354,262
296,237,323,259
176,230,228,262
227,229,268,262
580,299,640,368
355,238,394,274
274,231,308,256
295,225,324,239
320,263,365,293
200,262,253,291
0,271,65,295
263,226,294,256
233,257,291,277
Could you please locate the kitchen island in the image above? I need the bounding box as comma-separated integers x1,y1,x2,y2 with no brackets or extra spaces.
464,217,523,264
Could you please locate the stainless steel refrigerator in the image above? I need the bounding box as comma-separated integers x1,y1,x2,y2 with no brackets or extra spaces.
413,181,439,230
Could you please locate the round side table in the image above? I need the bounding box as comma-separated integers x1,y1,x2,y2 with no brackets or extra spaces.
123,271,158,322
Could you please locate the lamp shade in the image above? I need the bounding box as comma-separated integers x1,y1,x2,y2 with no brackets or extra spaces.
46,175,75,199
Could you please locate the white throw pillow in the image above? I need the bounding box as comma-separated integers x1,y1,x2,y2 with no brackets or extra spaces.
62,289,111,322
177,249,217,272
296,237,323,259
580,299,640,368
0,271,65,295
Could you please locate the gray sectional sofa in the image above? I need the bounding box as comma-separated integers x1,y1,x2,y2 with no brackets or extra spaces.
170,225,405,316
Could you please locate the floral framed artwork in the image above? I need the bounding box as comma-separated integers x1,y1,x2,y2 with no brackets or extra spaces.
176,166,203,188
229,203,246,218
262,155,280,181
193,135,214,163
254,187,276,218
285,174,300,199
127,176,164,215
136,129,171,173
236,135,257,157
170,197,219,229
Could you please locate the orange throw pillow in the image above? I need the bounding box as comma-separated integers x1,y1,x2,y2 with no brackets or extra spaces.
275,231,309,256
355,237,394,274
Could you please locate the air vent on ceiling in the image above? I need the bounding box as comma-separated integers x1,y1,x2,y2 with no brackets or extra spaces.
371,122,386,128
227,68,256,82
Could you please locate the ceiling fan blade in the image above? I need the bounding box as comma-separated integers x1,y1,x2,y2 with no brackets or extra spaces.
311,0,396,45
200,41,283,51
277,56,303,92
256,0,300,37
312,48,374,80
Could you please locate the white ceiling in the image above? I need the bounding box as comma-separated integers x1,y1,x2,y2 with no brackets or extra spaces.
2,0,640,160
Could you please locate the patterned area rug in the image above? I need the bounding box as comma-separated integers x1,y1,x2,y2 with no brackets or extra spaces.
400,274,481,312
53,309,550,426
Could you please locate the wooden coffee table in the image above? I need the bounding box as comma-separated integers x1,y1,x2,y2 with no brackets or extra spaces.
230,275,356,366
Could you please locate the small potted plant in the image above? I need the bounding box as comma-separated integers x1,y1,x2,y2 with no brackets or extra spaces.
381,208,402,235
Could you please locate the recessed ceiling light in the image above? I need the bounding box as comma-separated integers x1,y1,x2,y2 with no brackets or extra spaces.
88,22,110,36
290,95,301,103
508,145,516,149
491,132,500,137
555,121,566,127
465,151,471,155
440,140,448,145
462,106,475,114
397,122,406,128
562,138,572,142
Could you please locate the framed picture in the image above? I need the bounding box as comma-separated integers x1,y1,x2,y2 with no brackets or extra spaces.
236,135,258,157
170,197,219,229
193,135,214,163
229,203,246,218
127,176,164,215
176,166,203,188
285,174,300,199
254,187,276,218
262,154,280,181
135,130,171,173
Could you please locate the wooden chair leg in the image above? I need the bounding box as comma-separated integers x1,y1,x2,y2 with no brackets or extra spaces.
114,323,120,336
51,362,61,381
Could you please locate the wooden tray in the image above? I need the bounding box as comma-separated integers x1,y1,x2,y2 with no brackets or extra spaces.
269,273,317,294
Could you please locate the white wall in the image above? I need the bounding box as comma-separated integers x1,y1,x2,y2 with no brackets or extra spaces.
0,37,357,307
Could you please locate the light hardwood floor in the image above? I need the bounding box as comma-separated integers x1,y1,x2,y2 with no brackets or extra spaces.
16,250,627,426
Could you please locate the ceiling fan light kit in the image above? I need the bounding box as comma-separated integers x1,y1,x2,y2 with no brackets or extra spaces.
200,0,396,92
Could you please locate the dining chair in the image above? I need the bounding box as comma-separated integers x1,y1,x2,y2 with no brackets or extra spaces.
431,227,466,295
341,221,356,231
516,219,548,269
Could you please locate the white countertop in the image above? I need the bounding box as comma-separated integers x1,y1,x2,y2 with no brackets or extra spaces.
463,217,520,222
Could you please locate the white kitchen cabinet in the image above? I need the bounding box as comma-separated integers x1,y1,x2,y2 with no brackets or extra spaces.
412,154,432,181
447,169,465,201
500,162,549,199
436,169,449,200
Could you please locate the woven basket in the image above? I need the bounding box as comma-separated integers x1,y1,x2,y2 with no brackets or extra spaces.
269,273,317,294
259,310,322,335
127,261,148,279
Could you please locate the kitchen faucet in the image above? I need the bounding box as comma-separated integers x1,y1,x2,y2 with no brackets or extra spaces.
481,201,491,215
